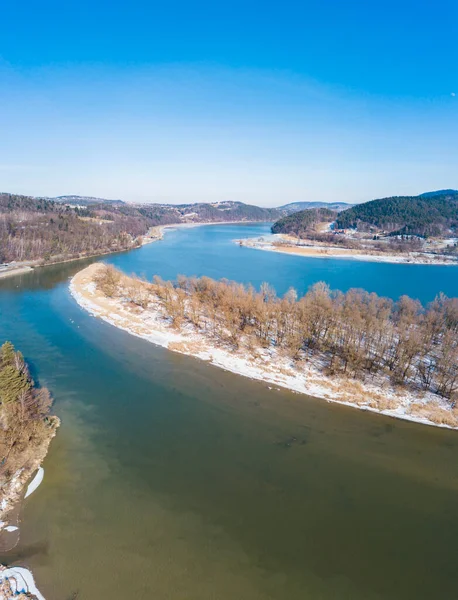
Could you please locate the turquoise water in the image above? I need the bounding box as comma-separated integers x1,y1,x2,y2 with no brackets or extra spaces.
0,223,458,600
106,223,458,303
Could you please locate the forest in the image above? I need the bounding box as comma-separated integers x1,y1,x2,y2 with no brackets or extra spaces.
0,194,280,263
271,208,337,236
335,192,458,236
95,266,458,412
0,341,58,482
0,194,154,263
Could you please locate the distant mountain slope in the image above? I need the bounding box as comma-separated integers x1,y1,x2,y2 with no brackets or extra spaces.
271,208,337,236
132,200,281,224
419,189,458,198
45,195,347,216
277,201,351,214
45,195,125,206
336,192,458,236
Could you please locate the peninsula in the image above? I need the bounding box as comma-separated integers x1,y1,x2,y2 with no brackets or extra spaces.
241,192,458,265
0,342,59,529
71,263,458,429
0,342,59,599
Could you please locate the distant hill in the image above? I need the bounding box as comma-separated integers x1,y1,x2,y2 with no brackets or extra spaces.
336,191,458,237
131,200,281,224
45,195,126,206
277,201,351,214
419,189,458,198
271,208,337,237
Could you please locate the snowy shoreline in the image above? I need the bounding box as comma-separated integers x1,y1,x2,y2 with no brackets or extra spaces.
0,566,45,600
70,264,457,431
237,236,458,266
0,467,47,599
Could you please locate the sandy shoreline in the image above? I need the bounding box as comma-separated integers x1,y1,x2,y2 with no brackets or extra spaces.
70,263,457,431
237,236,458,265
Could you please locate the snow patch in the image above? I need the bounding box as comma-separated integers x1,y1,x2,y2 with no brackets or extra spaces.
0,566,45,600
24,467,44,499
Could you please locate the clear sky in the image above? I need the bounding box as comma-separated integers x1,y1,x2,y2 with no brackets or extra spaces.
1,0,457,205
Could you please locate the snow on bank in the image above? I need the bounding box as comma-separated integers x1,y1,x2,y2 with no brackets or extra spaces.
236,237,458,266
0,566,45,600
0,470,23,516
24,467,44,499
69,264,458,431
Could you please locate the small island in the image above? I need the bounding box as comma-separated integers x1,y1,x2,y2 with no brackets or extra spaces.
71,263,458,429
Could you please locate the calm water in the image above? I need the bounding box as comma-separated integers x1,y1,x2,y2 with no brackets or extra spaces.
1,223,458,600
105,223,458,303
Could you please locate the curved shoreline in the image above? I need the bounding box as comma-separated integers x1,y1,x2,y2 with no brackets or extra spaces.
236,236,458,265
0,465,50,599
0,221,266,281
70,263,457,431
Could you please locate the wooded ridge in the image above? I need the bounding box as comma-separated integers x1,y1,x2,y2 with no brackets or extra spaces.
0,193,281,263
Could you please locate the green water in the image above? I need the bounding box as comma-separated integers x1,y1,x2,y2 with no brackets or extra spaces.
1,224,458,599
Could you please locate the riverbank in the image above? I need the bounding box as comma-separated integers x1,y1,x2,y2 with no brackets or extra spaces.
70,263,458,430
0,267,33,280
237,236,458,265
0,452,56,600
0,227,165,281
0,341,60,600
0,565,45,599
0,420,59,532
0,222,265,281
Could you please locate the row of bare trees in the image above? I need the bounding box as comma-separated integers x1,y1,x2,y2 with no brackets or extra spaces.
96,266,458,403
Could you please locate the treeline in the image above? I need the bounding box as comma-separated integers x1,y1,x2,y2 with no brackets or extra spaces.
96,266,458,403
172,201,280,223
134,201,280,224
277,231,426,254
0,194,154,263
336,193,458,237
271,208,337,236
0,342,58,479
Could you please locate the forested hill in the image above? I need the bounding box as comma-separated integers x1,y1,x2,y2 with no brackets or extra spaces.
138,200,281,223
419,189,458,198
0,193,155,263
336,192,458,236
271,208,337,236
278,201,351,214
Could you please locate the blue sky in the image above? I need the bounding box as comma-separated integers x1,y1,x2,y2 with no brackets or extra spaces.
1,0,457,205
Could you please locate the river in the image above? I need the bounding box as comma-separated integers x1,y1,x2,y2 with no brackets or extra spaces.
1,223,458,599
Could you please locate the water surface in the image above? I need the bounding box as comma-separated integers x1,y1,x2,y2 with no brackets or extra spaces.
105,223,458,303
1,223,458,600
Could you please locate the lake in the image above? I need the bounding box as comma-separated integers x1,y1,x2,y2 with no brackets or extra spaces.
1,223,458,600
